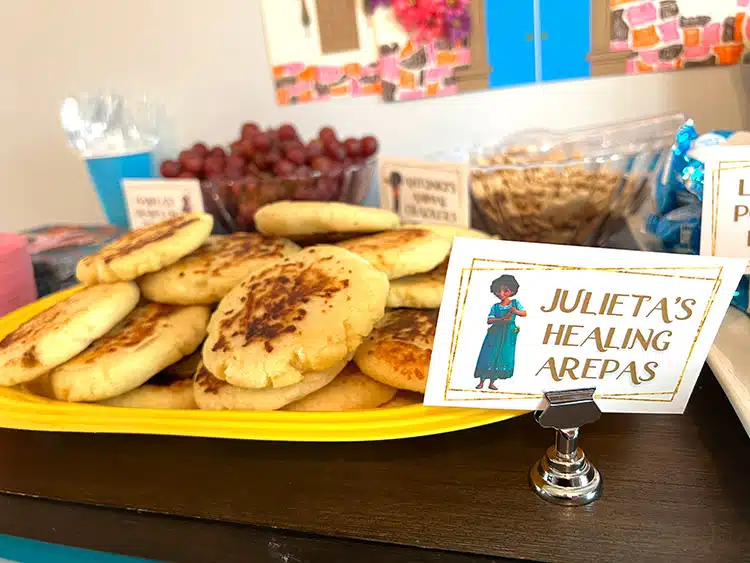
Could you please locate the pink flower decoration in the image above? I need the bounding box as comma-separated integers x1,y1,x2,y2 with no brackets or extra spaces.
393,0,426,31
444,0,470,17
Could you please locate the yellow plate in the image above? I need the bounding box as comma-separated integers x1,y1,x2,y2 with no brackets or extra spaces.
0,288,525,442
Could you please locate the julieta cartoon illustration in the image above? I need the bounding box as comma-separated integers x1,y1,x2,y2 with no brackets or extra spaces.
474,274,526,389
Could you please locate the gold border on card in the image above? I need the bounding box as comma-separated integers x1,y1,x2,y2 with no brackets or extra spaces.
442,259,724,403
710,160,750,256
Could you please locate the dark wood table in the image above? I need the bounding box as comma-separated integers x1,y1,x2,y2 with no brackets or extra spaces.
0,366,748,563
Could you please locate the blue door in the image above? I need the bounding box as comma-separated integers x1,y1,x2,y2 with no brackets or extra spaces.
486,0,536,89
539,0,591,82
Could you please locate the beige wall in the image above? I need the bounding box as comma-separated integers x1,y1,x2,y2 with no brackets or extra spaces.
1,0,747,232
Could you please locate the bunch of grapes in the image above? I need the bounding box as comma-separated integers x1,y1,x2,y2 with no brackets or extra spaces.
160,123,379,230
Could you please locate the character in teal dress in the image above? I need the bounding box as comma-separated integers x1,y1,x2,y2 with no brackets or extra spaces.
474,274,526,389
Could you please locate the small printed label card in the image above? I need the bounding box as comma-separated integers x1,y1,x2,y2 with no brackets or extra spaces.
378,157,470,227
701,145,750,273
424,239,745,414
123,179,205,229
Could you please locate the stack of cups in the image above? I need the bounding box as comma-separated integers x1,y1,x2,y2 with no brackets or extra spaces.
0,234,37,317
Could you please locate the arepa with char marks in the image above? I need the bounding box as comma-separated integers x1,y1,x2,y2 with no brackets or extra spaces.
139,233,300,304
283,362,396,412
99,369,197,409
354,309,437,393
336,229,450,280
202,245,388,389
76,213,213,284
193,360,345,411
254,201,400,241
386,258,447,309
48,302,210,402
0,282,140,387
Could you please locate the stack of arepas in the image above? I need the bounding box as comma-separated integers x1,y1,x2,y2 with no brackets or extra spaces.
1,201,491,412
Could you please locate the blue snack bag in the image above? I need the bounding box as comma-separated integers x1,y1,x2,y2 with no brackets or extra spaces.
645,203,701,254
731,275,749,316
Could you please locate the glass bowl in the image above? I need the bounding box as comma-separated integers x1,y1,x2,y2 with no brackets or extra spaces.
201,157,377,232
469,114,685,246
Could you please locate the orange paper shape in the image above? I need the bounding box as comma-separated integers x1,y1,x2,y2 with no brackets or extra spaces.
736,13,746,43
272,66,286,79
714,43,744,65
636,59,654,73
436,51,458,66
330,84,351,96
276,89,291,105
362,82,382,95
400,40,415,58
299,66,317,81
683,27,700,47
298,91,314,103
426,83,440,97
610,0,631,6
399,70,416,89
632,25,660,49
344,63,362,77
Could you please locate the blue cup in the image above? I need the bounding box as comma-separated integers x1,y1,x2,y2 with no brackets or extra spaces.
85,150,155,228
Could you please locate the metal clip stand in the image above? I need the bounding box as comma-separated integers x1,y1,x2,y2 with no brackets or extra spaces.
529,388,603,506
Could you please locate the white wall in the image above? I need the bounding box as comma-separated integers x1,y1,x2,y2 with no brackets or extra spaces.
1,0,747,232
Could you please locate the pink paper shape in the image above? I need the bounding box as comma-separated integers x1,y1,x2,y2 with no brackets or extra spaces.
398,90,426,101
657,61,675,72
626,2,657,27
703,23,721,46
626,58,637,74
738,0,749,7
425,43,437,64
290,81,314,96
658,20,680,42
456,47,471,66
439,85,459,97
379,55,398,81
285,63,305,75
684,45,710,59
639,49,660,65
361,63,379,77
426,67,452,81
350,80,361,96
610,40,631,52
316,66,343,83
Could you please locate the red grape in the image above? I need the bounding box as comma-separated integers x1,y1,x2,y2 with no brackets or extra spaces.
229,140,244,155
182,153,204,175
177,171,196,178
311,156,334,172
306,140,324,161
192,143,208,157
160,160,181,178
266,129,279,144
274,159,296,177
343,138,362,158
203,156,225,177
266,148,282,166
226,166,245,181
319,126,336,142
294,165,313,179
252,133,271,153
241,122,260,140
286,146,306,166
278,124,299,142
324,141,347,162
209,146,227,161
361,136,379,157
254,152,270,170
226,154,246,170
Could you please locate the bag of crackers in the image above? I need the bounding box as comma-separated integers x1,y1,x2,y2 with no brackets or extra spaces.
469,114,684,245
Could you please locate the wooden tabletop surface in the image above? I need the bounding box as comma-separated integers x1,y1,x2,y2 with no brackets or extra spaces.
0,366,748,563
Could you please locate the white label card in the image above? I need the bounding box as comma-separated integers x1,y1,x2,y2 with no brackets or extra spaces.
123,179,205,229
700,145,750,273
424,239,745,414
378,157,470,227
